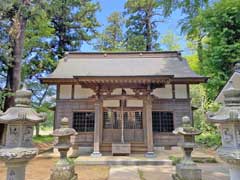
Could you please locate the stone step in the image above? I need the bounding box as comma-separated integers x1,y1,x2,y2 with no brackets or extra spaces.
75,156,172,166
100,143,147,152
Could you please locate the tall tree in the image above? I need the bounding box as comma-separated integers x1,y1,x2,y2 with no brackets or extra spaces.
124,0,165,51
0,0,46,110
47,0,100,59
170,0,209,62
95,12,125,51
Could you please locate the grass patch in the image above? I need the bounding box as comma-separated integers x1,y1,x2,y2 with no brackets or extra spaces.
169,156,181,165
33,135,54,144
138,169,146,180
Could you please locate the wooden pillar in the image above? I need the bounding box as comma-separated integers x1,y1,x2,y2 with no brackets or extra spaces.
172,83,175,99
91,95,102,157
144,93,155,157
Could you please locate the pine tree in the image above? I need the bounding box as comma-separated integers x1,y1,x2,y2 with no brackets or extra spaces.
48,0,100,59
95,12,125,51
0,0,46,110
124,0,165,51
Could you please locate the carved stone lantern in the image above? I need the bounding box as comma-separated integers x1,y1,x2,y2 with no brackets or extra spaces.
207,81,240,180
172,116,202,180
50,117,78,180
0,85,46,180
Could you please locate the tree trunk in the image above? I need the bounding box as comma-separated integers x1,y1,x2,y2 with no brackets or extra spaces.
145,12,152,51
197,39,203,63
35,124,40,136
4,8,27,111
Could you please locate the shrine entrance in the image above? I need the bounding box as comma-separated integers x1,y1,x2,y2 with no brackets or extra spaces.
102,90,145,144
103,109,144,143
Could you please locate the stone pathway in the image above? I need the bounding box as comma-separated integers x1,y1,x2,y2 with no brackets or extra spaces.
108,164,229,180
108,166,140,180
139,165,174,180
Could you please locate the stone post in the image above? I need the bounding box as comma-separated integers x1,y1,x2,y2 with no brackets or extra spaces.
91,96,102,157
50,117,78,180
144,94,155,158
69,136,81,158
172,116,202,180
207,81,240,180
0,85,46,180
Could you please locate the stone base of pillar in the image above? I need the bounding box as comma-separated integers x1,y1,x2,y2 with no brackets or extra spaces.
172,164,202,180
6,162,27,180
144,152,156,158
50,159,78,180
229,166,240,180
69,146,80,158
5,160,28,180
91,152,102,158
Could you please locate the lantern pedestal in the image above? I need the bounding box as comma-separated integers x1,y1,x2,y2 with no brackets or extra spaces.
50,153,77,180
6,160,27,180
172,116,202,180
230,166,240,180
0,147,38,180
50,117,78,180
173,164,202,180
217,147,240,180
207,81,240,180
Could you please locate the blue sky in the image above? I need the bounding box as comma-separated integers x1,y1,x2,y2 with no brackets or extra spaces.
81,0,189,54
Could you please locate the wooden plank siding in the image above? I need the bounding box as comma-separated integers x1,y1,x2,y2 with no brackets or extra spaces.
55,98,192,148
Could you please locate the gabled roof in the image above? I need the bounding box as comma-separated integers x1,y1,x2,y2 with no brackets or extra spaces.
215,71,240,103
40,51,207,84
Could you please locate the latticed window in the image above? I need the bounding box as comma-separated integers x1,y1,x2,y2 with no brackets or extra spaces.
103,111,143,129
152,111,174,132
73,112,95,132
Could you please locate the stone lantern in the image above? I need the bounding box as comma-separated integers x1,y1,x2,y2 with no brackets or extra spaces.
50,117,78,180
0,85,46,180
172,116,202,180
207,81,240,180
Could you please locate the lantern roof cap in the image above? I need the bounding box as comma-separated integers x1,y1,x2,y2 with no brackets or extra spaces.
52,118,77,137
208,81,240,123
0,85,46,124
223,81,240,105
173,116,201,135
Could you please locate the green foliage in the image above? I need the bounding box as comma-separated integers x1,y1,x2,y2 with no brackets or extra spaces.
138,169,146,180
190,85,221,147
169,156,181,165
199,0,240,100
0,91,14,110
124,0,163,51
33,135,54,144
160,31,181,51
95,12,125,51
185,53,201,74
196,131,221,148
47,0,100,59
35,102,55,129
0,0,100,110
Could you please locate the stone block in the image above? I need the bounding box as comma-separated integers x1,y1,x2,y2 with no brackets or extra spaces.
112,143,131,155
173,164,202,180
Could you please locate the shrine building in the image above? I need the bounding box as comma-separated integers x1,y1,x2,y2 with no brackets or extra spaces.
40,51,207,156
